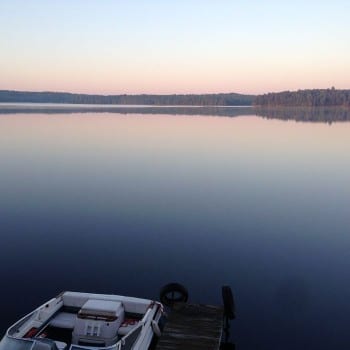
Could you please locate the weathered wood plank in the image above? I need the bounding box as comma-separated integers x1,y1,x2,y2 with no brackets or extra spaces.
156,303,223,350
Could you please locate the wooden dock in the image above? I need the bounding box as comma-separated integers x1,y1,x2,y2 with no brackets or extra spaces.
156,303,224,350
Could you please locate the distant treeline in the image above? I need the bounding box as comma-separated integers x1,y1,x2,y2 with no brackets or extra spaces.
3,89,350,107
0,90,254,106
254,88,350,107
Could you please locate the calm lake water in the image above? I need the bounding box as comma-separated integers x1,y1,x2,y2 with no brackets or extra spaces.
1,105,350,349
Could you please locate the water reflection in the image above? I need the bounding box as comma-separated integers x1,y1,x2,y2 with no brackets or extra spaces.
0,104,253,117
254,106,350,123
1,104,350,124
0,110,350,349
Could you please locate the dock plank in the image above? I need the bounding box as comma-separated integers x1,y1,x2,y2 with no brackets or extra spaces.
156,303,223,350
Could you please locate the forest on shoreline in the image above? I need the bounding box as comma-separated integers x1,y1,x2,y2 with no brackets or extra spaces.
254,88,350,107
1,88,350,107
0,90,254,106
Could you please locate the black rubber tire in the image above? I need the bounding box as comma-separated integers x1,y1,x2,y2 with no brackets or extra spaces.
160,283,189,307
222,285,235,320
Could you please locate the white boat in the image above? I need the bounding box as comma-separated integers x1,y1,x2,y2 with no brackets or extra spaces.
0,291,163,350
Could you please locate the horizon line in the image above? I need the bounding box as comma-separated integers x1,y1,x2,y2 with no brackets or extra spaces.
0,87,346,96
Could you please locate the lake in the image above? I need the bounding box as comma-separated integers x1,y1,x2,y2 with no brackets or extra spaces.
0,105,350,349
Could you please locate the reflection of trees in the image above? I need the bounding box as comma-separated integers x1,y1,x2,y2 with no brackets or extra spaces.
2,105,349,124
253,107,350,124
0,105,254,117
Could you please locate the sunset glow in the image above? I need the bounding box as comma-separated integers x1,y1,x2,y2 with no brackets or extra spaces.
0,0,349,94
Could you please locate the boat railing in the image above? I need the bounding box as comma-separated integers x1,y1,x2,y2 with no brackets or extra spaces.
7,310,37,337
141,308,153,324
119,324,143,350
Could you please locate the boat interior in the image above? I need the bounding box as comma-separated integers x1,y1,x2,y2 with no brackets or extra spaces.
9,292,158,349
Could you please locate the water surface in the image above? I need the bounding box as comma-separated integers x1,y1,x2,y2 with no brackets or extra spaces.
0,106,350,349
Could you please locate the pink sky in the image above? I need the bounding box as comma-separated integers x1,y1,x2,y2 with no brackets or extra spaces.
1,1,349,95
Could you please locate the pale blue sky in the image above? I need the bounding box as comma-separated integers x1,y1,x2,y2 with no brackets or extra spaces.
0,0,349,94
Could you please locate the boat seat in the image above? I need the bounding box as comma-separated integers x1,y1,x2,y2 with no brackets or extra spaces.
62,292,150,314
72,300,124,347
117,319,140,336
50,313,77,329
